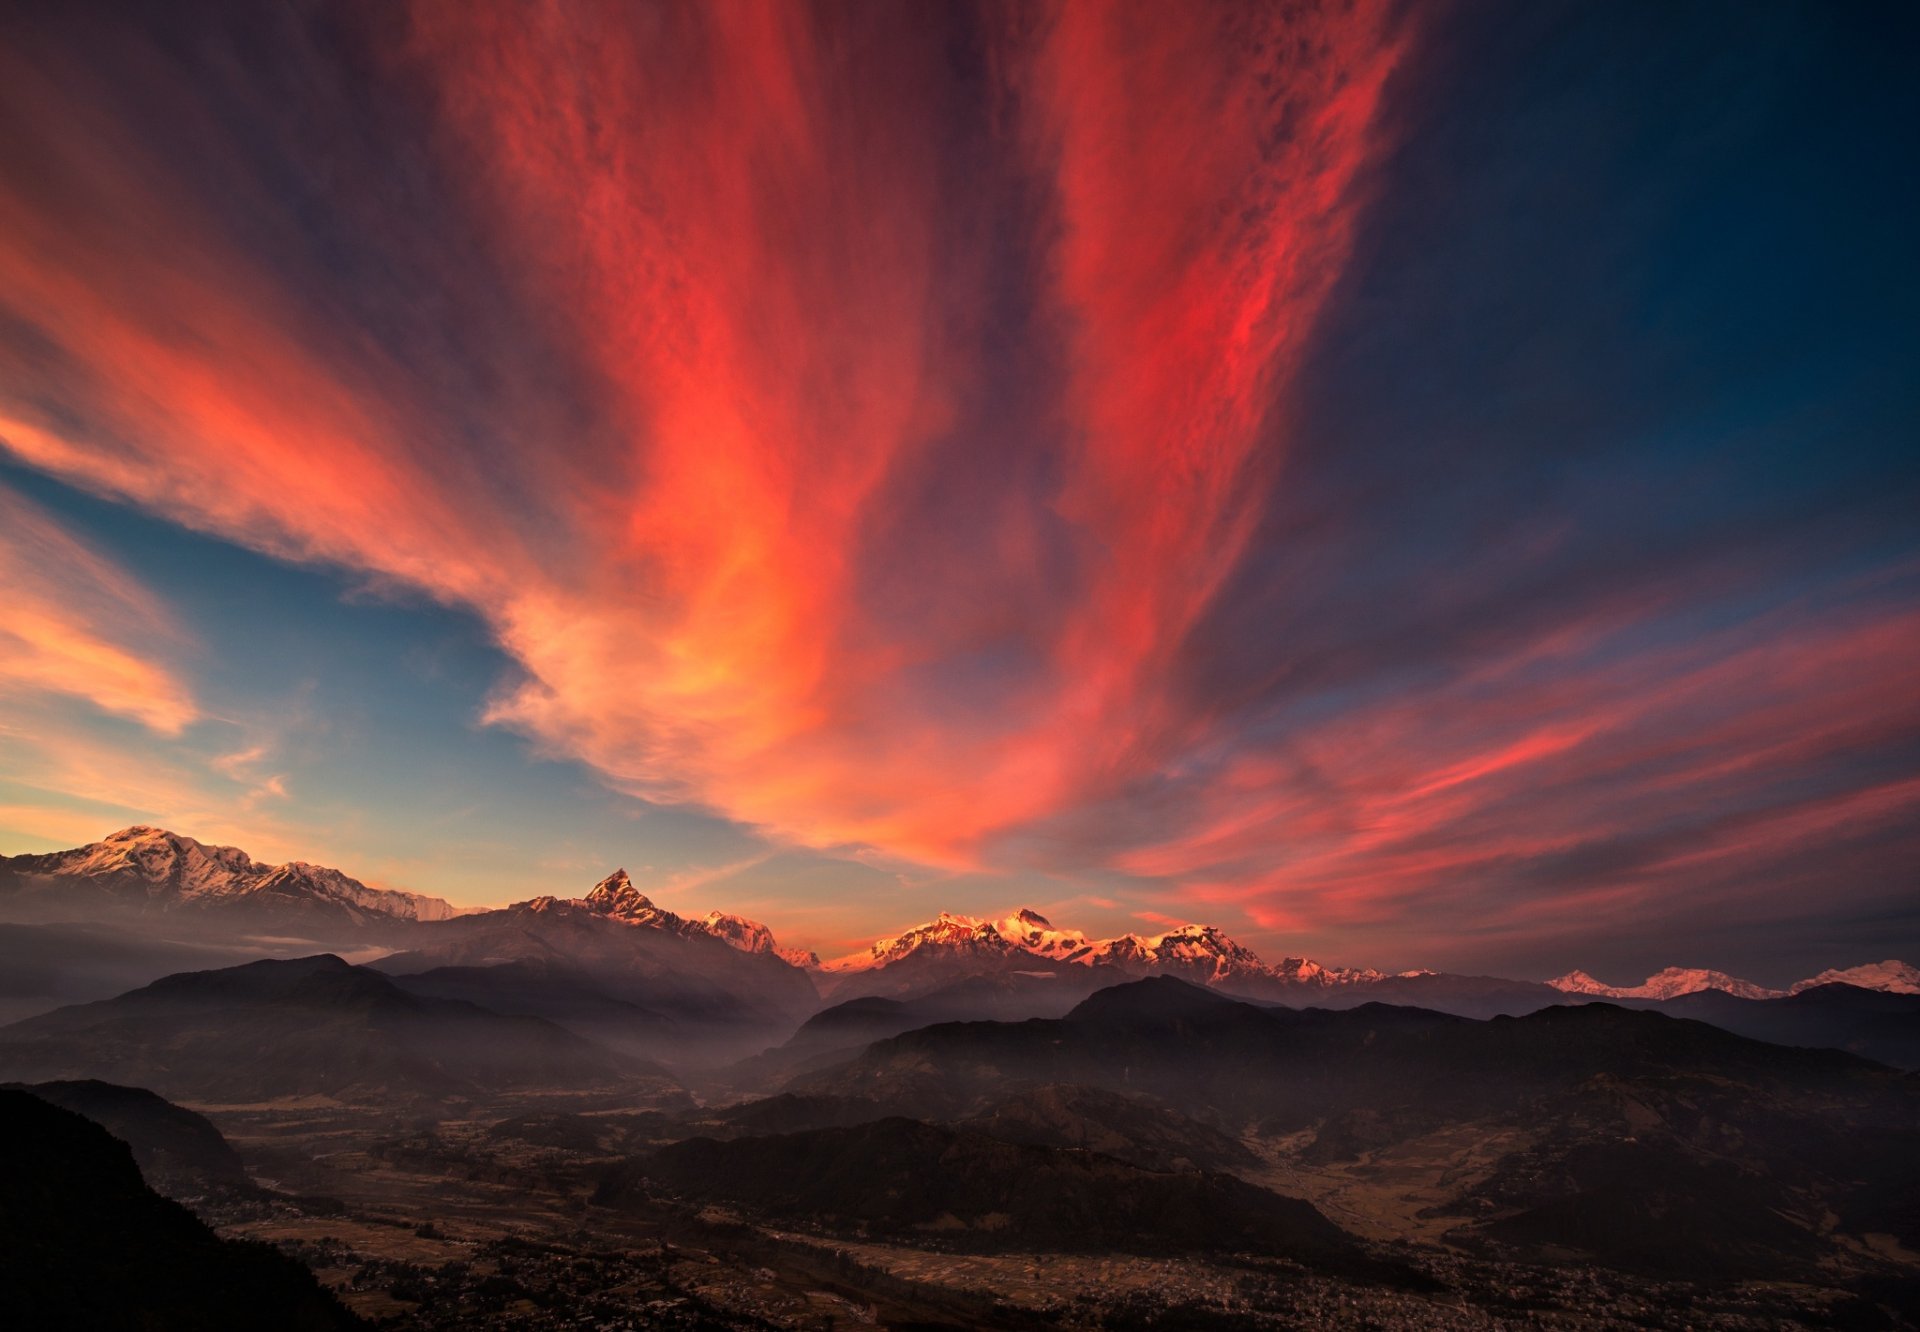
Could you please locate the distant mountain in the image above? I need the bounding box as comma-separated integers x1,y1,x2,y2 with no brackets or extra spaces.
0,919,300,1027
1791,959,1920,995
0,826,460,932
1550,966,1783,1001
1550,958,1920,1002
1272,971,1568,1020
713,971,1116,1095
786,973,1101,1051
385,959,684,1063
817,906,1385,1002
374,885,818,1065
598,1115,1357,1260
1613,983,1920,1070
573,868,819,966
0,1089,362,1329
818,976,1913,1132
0,954,650,1104
696,908,820,968
5,1078,256,1199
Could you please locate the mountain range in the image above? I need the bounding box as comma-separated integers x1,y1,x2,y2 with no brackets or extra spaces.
3,828,1916,1060
778,976,1920,1278
0,826,462,931
5,824,1916,1323
1550,960,1920,1001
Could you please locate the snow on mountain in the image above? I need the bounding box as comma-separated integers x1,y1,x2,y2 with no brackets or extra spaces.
700,909,777,954
579,868,689,932
820,911,1024,974
569,867,811,966
819,906,1376,991
1789,959,1920,995
1548,966,1783,1001
0,826,462,923
988,908,1092,961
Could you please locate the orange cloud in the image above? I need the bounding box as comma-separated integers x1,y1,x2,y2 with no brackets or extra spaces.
0,482,197,734
5,2,1910,964
0,2,1408,870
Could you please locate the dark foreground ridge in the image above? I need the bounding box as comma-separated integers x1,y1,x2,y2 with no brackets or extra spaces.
0,1088,362,1329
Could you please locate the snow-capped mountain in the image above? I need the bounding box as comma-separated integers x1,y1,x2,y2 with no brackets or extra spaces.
1548,967,1783,1001
579,868,689,932
820,906,1378,994
0,826,461,926
1551,959,1920,1002
567,868,815,967
822,911,1030,974
1789,960,1919,995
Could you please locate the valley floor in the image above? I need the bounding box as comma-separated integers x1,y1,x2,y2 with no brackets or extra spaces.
190,1093,1910,1332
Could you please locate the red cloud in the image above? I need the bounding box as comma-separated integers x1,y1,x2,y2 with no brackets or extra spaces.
5,1,1912,957
0,0,1406,864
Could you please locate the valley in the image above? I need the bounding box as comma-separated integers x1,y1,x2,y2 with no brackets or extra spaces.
3,829,1918,1329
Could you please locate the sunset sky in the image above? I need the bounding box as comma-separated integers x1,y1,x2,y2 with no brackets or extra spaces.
1,0,1915,982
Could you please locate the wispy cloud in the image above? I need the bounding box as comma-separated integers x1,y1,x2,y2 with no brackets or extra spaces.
0,481,197,734
0,1,1912,968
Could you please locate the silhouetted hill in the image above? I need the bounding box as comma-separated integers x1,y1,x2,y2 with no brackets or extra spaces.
796,973,1095,1047
5,1079,254,1198
599,1116,1354,1260
1622,983,1920,1069
721,972,1105,1091
803,977,1920,1275
0,1089,361,1329
0,921,292,1027
1294,971,1568,1020
819,978,1910,1128
387,959,683,1068
376,899,817,1065
0,954,648,1103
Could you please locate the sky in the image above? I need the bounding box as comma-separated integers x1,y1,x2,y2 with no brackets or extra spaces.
0,0,1915,984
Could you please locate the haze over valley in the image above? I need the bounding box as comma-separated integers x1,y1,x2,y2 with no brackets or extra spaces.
2,0,1916,1326
3,827,1918,1327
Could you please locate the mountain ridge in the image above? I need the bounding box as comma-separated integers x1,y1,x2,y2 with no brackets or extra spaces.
0,826,461,927
6,828,1914,1012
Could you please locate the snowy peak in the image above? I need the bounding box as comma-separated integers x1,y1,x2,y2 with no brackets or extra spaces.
1789,960,1919,995
581,868,678,929
820,906,1375,991
988,908,1091,961
1548,967,1783,1001
700,910,776,955
559,869,806,966
0,826,461,923
1553,961,1920,1002
821,911,1023,973
70,825,259,896
1548,970,1614,996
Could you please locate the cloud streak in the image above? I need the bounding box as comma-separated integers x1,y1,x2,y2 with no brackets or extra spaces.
0,0,1914,967
0,0,1404,857
0,481,197,734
